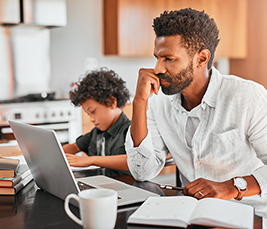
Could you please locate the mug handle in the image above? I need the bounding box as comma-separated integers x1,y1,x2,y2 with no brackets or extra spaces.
64,194,82,226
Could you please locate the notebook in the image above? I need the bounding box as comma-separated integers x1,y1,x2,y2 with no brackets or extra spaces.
9,120,159,206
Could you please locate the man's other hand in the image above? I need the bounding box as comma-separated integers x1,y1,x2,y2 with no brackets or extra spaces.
182,178,238,200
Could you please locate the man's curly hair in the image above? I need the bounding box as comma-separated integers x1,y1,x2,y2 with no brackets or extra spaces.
69,68,130,108
153,8,220,69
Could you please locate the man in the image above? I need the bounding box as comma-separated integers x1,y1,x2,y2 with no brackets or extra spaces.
125,8,267,217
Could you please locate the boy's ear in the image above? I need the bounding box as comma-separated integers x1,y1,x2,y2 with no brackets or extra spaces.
109,96,117,109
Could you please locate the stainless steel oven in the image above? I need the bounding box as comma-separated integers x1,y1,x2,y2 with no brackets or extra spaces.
0,99,82,146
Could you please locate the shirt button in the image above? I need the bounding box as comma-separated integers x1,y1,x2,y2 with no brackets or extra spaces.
196,160,201,165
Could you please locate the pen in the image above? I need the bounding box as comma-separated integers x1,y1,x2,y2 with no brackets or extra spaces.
160,185,183,191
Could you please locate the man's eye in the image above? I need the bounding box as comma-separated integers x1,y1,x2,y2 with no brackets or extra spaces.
91,110,96,114
166,58,173,62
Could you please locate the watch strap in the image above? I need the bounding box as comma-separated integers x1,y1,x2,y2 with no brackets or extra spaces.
235,188,246,201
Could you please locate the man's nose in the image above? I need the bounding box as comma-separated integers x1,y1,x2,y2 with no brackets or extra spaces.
154,59,166,75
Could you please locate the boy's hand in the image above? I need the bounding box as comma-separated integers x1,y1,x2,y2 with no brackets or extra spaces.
135,68,160,102
65,154,91,167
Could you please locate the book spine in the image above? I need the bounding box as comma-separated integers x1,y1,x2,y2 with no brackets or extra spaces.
13,173,33,195
12,169,31,187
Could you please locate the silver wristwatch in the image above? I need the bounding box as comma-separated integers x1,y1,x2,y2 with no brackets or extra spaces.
233,177,247,201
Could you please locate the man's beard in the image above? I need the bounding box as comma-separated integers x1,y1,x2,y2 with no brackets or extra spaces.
158,61,194,95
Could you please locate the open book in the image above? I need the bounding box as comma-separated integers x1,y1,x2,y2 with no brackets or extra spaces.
127,196,254,229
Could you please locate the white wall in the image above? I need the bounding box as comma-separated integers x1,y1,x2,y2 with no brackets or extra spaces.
50,0,156,99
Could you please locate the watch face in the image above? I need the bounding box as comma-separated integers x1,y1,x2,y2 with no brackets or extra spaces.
234,177,247,190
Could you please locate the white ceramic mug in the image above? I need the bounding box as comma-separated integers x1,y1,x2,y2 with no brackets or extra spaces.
64,189,118,229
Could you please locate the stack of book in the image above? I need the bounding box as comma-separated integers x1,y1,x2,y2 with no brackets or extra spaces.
0,157,34,217
0,158,33,195
0,173,35,218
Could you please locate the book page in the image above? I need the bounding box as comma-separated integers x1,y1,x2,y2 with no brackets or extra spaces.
70,165,100,171
128,196,198,228
189,198,253,229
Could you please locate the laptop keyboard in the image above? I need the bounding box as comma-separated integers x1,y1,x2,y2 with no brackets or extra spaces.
77,181,97,191
77,180,122,199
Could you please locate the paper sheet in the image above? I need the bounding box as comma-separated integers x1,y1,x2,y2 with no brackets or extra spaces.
70,165,100,171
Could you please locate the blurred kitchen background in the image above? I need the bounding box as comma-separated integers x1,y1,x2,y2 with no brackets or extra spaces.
0,0,267,151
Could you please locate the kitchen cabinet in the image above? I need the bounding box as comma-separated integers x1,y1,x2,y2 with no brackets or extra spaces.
230,0,267,90
0,0,20,25
0,0,67,27
103,0,247,58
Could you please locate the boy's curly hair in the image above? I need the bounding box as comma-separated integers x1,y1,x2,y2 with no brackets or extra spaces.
69,68,130,108
153,8,220,69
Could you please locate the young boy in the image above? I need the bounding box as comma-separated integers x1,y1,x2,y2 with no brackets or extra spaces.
63,68,130,171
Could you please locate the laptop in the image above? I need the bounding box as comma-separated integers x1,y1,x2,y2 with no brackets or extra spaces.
9,120,159,207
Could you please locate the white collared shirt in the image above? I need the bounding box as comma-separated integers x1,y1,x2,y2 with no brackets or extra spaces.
126,67,267,217
185,104,201,148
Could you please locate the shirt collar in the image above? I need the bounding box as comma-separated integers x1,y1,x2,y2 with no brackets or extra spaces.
105,112,130,137
202,66,223,108
170,66,222,110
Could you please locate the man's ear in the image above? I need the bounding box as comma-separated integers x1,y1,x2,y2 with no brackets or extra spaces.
109,96,117,109
197,49,210,68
